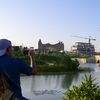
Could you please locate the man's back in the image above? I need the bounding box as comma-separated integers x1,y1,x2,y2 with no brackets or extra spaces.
0,39,37,100
0,54,32,99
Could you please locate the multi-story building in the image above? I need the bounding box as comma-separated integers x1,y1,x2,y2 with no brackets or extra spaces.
71,42,95,55
38,39,64,54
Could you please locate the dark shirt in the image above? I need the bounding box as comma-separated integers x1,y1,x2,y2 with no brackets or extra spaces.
0,54,32,99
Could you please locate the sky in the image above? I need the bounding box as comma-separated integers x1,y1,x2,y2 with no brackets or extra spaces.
0,0,100,51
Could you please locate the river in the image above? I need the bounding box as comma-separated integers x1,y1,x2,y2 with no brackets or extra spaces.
20,63,100,100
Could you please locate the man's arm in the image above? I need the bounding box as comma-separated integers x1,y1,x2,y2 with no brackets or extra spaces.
29,50,37,74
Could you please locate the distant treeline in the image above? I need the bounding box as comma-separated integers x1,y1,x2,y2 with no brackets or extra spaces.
13,51,79,73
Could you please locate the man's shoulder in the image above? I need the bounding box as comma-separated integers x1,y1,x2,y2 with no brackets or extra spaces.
11,56,21,60
1,55,22,61
10,56,24,64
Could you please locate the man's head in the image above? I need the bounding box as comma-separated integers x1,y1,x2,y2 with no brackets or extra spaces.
0,39,12,56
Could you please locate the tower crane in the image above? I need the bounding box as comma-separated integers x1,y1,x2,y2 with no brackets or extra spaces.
72,36,96,44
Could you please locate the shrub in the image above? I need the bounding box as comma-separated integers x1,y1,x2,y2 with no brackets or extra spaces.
13,51,79,72
63,75,100,100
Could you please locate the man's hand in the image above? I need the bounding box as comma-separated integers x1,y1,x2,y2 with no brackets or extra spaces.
28,50,37,74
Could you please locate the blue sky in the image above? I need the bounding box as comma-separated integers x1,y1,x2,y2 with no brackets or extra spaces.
0,0,100,51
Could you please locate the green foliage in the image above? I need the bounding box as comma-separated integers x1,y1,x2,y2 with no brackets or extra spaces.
13,46,20,52
37,65,68,72
64,75,100,100
13,51,79,72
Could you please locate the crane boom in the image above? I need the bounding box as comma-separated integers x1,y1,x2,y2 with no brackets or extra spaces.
72,36,96,43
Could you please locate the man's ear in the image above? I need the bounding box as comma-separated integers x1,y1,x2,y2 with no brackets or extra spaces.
6,47,12,54
6,48,9,52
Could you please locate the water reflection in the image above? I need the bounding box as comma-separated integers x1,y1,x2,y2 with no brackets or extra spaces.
31,74,75,91
20,63,100,100
21,73,80,96
33,90,61,96
61,72,79,89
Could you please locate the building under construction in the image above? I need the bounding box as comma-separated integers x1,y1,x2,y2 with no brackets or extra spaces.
71,42,95,55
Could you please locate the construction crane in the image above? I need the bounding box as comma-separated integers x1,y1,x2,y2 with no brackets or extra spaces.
72,36,96,44
72,36,96,56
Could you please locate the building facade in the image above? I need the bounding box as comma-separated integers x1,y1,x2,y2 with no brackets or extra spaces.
38,39,64,54
71,42,95,55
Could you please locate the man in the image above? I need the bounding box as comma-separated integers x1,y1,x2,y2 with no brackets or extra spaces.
0,39,37,100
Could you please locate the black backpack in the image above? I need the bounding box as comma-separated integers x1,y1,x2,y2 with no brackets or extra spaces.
0,69,19,100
